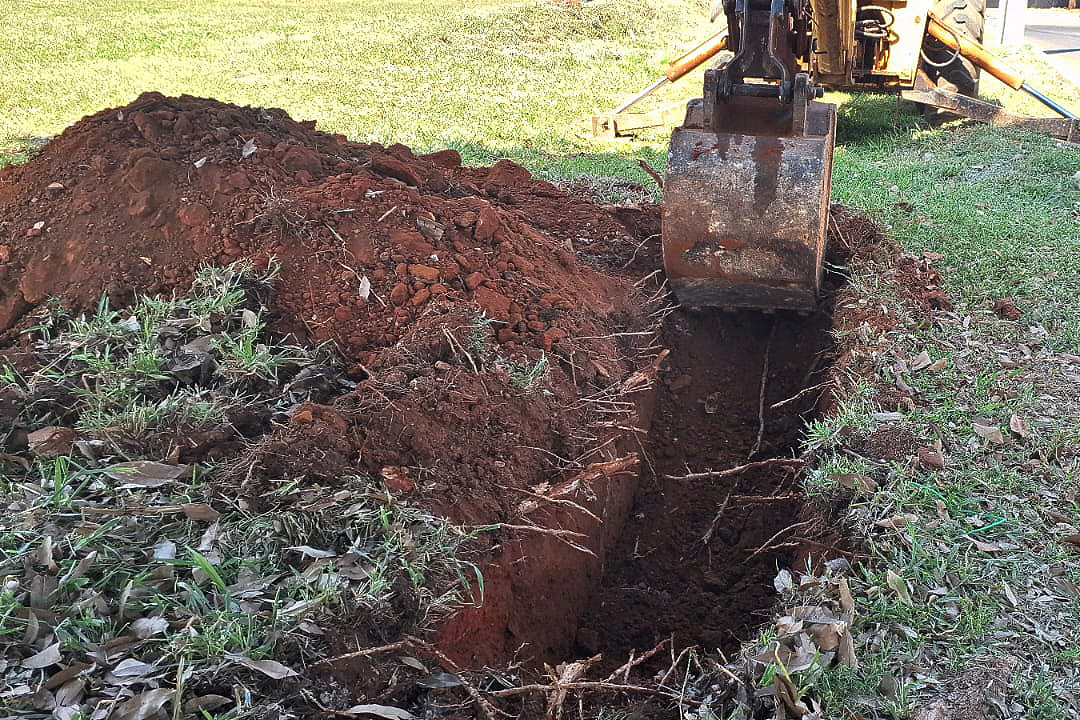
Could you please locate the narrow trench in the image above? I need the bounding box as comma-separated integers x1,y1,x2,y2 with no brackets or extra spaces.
575,308,835,660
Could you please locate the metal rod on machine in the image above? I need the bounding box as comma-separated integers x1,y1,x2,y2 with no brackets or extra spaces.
613,77,669,115
926,13,1077,120
611,31,730,115
1020,83,1078,120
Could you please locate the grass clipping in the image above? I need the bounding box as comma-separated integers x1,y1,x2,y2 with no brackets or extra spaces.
0,262,480,718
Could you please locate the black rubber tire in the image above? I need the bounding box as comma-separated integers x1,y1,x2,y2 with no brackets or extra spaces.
919,0,986,98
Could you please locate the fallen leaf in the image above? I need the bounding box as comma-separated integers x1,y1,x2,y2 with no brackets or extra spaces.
105,461,190,488
1009,415,1030,438
415,672,463,689
113,688,172,720
53,705,80,720
836,473,877,492
54,678,83,706
876,513,918,529
973,421,1005,444
183,695,231,714
130,617,168,639
838,578,855,619
343,705,415,719
182,503,221,522
287,545,337,559
872,412,904,423
773,569,794,594
27,427,75,459
22,643,61,669
152,539,177,561
969,537,1006,553
44,663,90,691
838,627,858,668
228,654,298,679
886,570,912,603
917,447,945,470
993,298,1022,320
111,659,155,678
399,656,428,672
911,351,932,372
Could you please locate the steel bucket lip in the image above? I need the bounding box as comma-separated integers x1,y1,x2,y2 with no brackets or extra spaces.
661,101,837,311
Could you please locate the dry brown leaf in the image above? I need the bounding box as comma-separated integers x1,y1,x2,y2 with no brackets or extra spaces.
183,695,231,714
876,513,918,529
838,577,855,621
105,461,191,487
27,426,75,459
35,536,57,573
886,570,912,603
917,447,945,470
53,678,83,706
181,503,221,522
23,609,40,644
836,473,877,492
44,663,90,691
113,687,173,720
806,622,843,651
911,350,932,372
22,643,61,669
838,627,858,668
229,654,299,679
1009,414,1031,438
973,421,1005,444
774,671,810,716
970,537,1006,553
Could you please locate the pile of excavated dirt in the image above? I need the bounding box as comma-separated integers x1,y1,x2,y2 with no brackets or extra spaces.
0,93,663,672
0,92,643,367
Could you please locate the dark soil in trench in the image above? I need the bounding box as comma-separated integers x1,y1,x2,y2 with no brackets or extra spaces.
576,310,835,662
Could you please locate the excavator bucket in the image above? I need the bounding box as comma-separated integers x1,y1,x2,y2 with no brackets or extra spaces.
662,95,837,311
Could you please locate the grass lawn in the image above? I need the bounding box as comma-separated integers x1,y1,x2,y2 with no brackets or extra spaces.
3,0,1080,717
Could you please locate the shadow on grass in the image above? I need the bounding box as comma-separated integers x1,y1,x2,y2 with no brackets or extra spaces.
833,93,928,145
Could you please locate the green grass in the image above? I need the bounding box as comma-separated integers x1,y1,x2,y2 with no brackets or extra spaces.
830,103,1080,351
1,0,716,183
3,0,1080,717
0,264,482,716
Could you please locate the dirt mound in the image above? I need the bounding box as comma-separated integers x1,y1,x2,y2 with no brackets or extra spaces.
0,92,641,365
0,93,668,672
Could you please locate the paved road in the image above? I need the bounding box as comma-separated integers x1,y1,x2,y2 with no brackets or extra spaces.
1026,22,1080,85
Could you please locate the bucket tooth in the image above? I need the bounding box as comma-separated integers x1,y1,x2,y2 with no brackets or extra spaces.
662,96,837,311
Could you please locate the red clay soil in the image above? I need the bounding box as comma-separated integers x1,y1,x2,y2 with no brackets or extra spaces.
0,93,662,671
0,92,641,366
